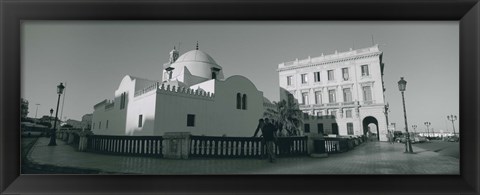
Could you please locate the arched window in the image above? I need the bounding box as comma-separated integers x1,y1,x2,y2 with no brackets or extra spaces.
242,94,247,110
236,93,241,109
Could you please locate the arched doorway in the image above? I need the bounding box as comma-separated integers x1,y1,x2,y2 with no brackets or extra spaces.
363,116,379,141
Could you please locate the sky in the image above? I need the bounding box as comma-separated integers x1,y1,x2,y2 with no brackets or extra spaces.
21,21,459,133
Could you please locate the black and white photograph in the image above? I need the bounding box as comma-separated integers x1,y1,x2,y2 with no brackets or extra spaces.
20,21,459,175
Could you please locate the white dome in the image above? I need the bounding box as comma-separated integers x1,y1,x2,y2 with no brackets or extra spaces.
175,50,219,65
170,50,224,80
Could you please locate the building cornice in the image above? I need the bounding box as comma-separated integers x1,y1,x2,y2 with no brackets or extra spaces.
277,51,382,72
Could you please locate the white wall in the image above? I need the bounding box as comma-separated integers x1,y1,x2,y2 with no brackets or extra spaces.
126,90,157,135
153,75,264,137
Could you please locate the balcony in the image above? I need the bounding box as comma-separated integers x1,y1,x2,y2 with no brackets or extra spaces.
300,101,360,111
326,102,340,107
362,100,375,105
341,101,356,107
299,104,312,109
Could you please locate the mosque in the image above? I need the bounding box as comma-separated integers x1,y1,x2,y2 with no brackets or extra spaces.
91,44,269,136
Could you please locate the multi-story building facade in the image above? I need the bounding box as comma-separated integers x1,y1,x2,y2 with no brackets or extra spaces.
278,45,388,141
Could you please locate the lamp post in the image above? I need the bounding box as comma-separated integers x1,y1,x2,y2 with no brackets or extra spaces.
33,103,40,129
34,103,40,120
412,125,417,135
424,122,431,138
48,83,65,146
384,103,390,141
48,108,53,137
447,115,457,137
398,77,413,153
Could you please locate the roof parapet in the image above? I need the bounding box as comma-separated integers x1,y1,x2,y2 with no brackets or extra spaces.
278,44,381,69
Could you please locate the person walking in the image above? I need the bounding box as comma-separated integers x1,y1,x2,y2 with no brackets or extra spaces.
262,118,277,163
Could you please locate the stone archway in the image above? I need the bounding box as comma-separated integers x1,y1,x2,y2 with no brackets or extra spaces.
363,116,379,141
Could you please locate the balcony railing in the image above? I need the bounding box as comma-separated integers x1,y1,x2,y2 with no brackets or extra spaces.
341,101,356,106
189,135,308,158
300,101,360,110
362,100,375,105
299,104,312,109
326,102,340,107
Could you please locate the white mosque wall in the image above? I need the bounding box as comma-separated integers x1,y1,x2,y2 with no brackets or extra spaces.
152,75,264,137
212,75,264,136
153,88,215,136
126,90,157,135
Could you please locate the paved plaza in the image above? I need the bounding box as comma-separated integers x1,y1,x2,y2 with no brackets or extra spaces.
24,137,459,174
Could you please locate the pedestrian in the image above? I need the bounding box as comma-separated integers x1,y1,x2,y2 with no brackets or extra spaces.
262,118,277,163
253,118,265,137
390,131,395,144
389,131,393,144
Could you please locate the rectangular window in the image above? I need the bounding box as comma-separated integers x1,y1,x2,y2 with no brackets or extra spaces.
346,110,353,118
331,110,337,118
315,91,322,104
332,123,339,135
287,94,294,103
316,111,323,117
187,114,195,127
120,92,126,109
317,123,324,134
361,65,369,76
304,124,310,133
138,115,143,127
106,120,109,129
92,122,95,130
99,121,101,129
347,123,354,135
342,68,349,81
343,88,352,102
327,70,334,81
301,74,308,84
303,112,309,120
363,86,372,101
314,72,321,82
302,92,309,105
287,76,292,86
328,89,336,103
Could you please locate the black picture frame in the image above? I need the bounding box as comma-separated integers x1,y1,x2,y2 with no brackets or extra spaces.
1,0,479,194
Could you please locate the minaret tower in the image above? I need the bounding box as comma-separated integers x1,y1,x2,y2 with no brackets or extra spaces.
169,46,179,64
163,46,179,81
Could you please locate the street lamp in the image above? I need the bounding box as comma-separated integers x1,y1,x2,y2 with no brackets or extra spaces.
412,125,417,135
48,82,65,146
384,102,390,140
424,122,431,138
34,103,40,120
33,103,40,129
447,115,457,137
398,77,413,153
47,108,53,137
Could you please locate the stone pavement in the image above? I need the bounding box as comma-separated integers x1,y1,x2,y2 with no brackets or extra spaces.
25,137,459,174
